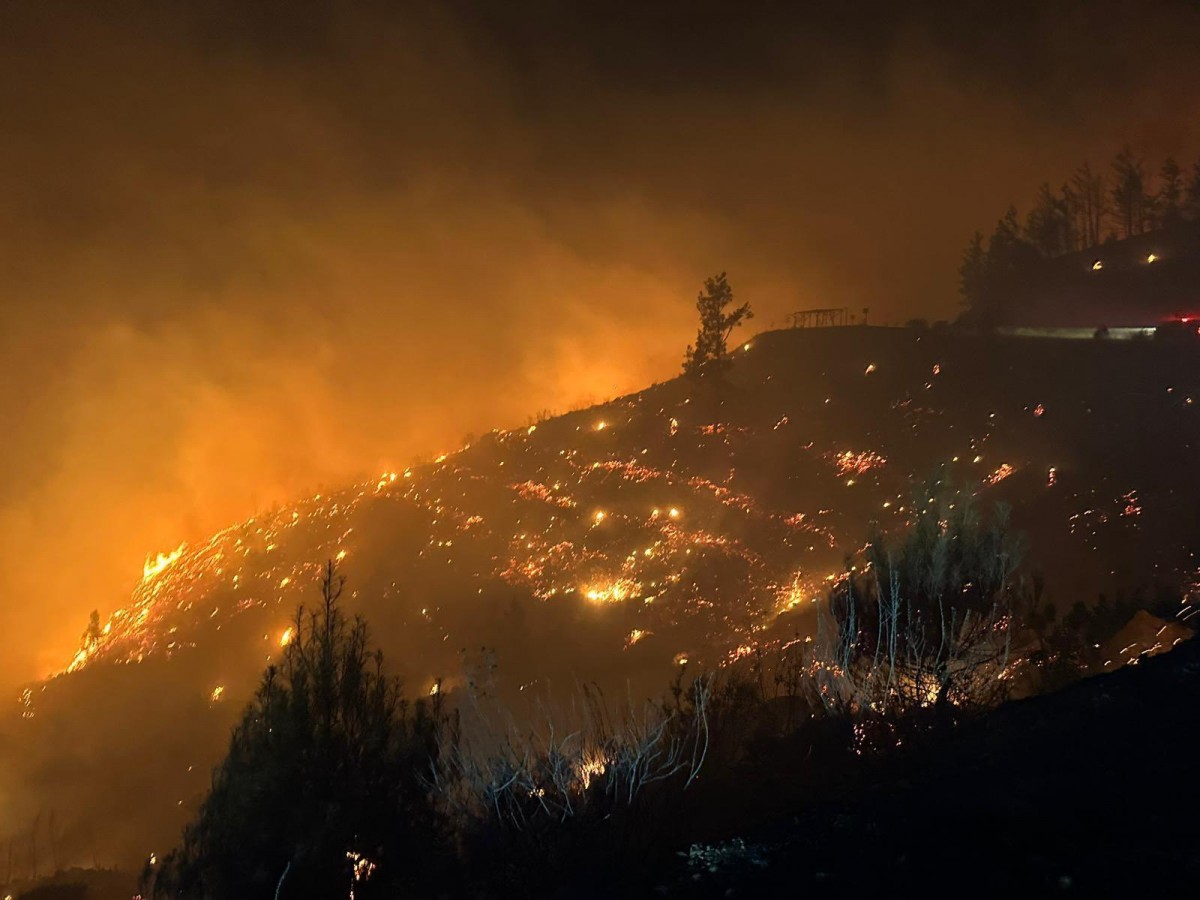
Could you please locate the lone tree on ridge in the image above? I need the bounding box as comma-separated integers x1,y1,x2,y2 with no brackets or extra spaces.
683,272,752,376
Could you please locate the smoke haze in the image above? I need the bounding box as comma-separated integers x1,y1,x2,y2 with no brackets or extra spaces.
3,0,1200,686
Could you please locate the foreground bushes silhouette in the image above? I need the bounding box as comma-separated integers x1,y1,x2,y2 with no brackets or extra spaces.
824,487,1026,716
144,565,728,898
146,562,450,899
437,669,719,895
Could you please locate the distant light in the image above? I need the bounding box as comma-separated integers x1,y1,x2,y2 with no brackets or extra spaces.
864,363,877,375
742,342,752,351
210,685,224,702
595,420,607,431
1092,259,1104,271
279,627,294,647
594,510,607,523
668,507,681,519
1147,252,1159,264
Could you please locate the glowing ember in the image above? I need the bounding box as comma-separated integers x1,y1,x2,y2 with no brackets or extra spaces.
584,579,639,603
346,850,377,900
829,450,887,477
1121,491,1143,517
625,628,650,648
985,463,1015,485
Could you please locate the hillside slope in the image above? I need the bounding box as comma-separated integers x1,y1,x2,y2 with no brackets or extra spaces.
4,325,1200,866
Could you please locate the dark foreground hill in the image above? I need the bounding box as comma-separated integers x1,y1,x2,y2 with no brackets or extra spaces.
666,631,1200,897
3,324,1199,869
11,630,1199,898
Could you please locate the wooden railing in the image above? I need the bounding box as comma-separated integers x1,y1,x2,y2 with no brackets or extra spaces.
789,307,848,329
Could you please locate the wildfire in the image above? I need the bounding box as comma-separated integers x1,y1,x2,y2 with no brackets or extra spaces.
625,628,650,648
985,463,1015,486
584,579,639,604
829,450,887,477
346,851,377,900
577,752,608,789
143,544,186,582
58,340,1138,717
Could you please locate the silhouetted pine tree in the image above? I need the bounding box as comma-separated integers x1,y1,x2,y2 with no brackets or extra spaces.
1111,147,1149,237
1156,157,1183,228
148,562,450,900
1184,160,1200,222
827,486,1026,713
683,273,752,376
959,208,1041,327
1067,162,1108,249
1024,183,1074,258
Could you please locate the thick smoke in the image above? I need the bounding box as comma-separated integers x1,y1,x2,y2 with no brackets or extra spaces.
2,0,1200,687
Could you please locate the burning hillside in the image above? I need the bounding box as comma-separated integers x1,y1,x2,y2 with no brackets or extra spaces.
5,325,1200,867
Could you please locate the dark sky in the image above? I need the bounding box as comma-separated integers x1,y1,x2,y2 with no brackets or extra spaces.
2,0,1199,684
